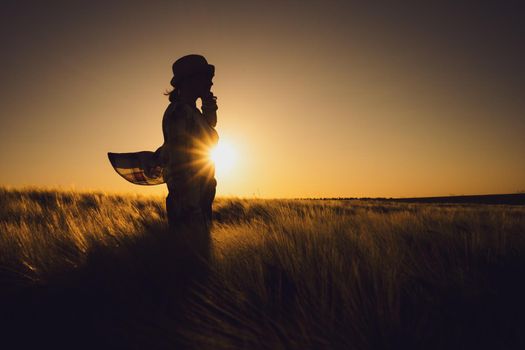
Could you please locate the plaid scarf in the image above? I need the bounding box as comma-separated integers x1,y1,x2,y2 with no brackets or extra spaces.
108,151,164,185
108,98,218,186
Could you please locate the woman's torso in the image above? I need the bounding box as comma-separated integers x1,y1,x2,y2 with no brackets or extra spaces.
161,102,219,186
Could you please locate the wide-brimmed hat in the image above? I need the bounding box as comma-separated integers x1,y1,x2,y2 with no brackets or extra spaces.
170,54,214,87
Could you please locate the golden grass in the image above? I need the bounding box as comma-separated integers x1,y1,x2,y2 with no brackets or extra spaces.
1,187,525,349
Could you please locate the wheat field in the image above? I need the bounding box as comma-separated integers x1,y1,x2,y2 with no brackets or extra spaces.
1,187,525,349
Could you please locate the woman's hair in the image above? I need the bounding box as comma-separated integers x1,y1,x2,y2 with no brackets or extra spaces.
164,86,179,103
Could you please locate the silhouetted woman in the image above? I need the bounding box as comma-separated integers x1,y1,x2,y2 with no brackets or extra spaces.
108,54,218,264
158,54,219,263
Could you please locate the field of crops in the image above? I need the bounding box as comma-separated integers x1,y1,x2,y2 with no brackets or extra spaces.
1,188,524,349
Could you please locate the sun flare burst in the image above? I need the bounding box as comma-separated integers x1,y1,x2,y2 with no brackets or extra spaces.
209,139,237,176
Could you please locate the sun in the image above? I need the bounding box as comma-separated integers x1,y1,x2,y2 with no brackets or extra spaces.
209,139,237,175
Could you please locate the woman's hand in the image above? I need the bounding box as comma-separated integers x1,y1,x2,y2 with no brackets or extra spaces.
201,92,218,127
201,92,217,107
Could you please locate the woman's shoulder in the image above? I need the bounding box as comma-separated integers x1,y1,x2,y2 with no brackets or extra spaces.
162,103,198,137
165,101,190,116
163,102,193,123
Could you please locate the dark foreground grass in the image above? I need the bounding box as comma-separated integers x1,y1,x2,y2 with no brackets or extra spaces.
1,187,525,349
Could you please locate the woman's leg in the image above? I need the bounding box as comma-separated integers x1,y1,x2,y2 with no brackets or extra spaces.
167,183,211,265
166,186,210,286
201,177,217,225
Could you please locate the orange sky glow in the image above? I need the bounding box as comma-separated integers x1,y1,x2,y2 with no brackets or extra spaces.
1,1,524,198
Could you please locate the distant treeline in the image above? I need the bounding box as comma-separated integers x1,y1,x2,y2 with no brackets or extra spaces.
297,193,525,205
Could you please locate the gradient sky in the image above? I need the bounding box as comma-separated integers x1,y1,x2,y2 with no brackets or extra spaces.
1,0,524,198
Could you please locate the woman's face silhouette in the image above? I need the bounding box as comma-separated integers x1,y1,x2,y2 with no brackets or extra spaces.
181,72,214,98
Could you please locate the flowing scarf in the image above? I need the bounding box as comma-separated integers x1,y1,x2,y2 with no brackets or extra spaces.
107,151,164,185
